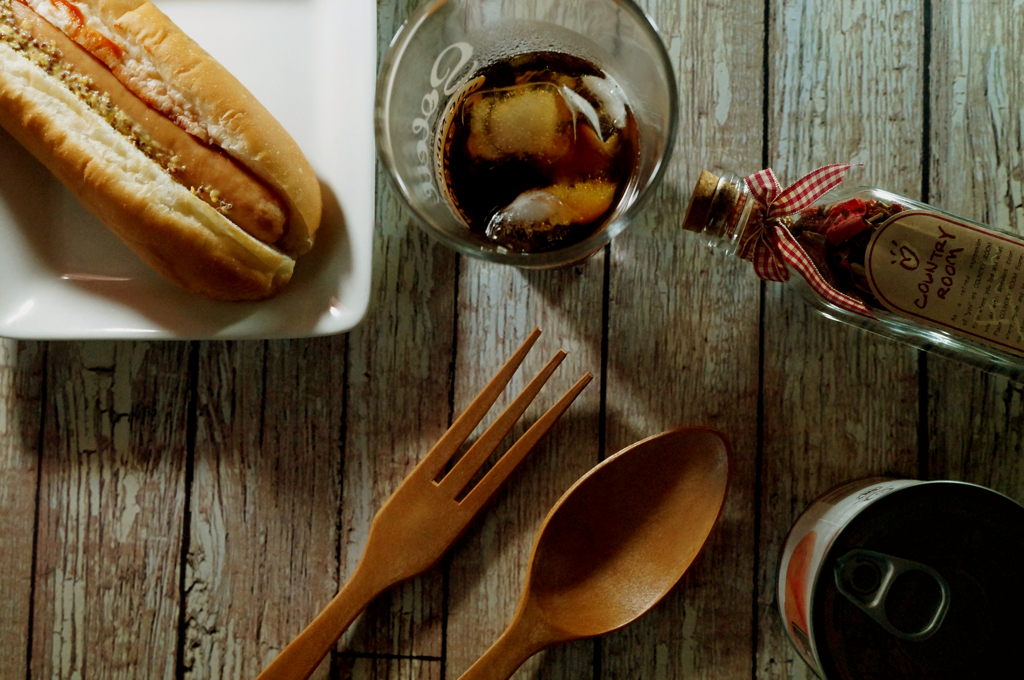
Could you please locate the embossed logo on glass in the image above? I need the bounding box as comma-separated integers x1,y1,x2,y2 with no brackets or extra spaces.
410,43,476,204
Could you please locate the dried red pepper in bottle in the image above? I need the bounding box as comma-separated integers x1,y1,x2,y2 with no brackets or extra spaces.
683,167,1024,379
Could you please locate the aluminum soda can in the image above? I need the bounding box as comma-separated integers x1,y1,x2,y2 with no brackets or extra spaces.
777,478,1024,679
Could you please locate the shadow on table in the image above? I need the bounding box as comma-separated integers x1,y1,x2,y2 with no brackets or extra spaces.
335,408,634,663
518,172,754,445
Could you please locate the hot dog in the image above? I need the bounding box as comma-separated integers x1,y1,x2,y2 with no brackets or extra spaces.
0,0,322,300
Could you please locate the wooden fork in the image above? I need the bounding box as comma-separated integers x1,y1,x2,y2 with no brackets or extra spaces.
255,328,592,680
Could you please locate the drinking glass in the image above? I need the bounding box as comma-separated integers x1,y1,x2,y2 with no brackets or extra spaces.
376,0,678,268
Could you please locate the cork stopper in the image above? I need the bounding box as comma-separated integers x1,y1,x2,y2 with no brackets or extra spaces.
682,169,721,233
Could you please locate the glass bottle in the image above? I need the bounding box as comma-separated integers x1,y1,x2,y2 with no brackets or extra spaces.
683,170,1024,380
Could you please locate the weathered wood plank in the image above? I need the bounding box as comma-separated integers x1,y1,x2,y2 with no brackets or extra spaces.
926,0,1024,499
430,6,617,666
183,337,345,680
0,340,44,676
444,260,606,678
758,2,925,678
337,222,457,665
31,341,191,679
601,0,764,676
9,2,1013,679
332,655,442,680
333,0,461,655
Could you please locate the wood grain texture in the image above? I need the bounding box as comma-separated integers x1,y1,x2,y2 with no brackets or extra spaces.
601,0,764,677
5,1,1024,678
758,2,924,678
183,337,345,680
926,0,1024,502
377,1,606,675
0,340,43,678
330,0,460,659
338,220,456,666
445,260,605,679
31,341,190,680
316,0,458,672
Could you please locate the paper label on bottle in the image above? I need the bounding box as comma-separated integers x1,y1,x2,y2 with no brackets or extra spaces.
865,210,1024,356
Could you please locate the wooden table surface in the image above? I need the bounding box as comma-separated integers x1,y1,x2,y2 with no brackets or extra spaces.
2,0,1023,678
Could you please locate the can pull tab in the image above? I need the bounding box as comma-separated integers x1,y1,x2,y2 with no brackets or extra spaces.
834,549,950,642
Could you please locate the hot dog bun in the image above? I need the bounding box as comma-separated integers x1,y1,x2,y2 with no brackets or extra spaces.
0,0,322,300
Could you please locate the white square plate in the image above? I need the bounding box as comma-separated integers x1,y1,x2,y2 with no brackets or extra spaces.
0,0,375,339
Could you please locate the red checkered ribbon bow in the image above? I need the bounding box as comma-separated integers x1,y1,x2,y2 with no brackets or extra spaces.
738,164,874,318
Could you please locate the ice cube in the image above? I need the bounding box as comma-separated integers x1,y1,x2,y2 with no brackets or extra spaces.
487,190,566,240
485,179,617,249
464,83,573,164
547,180,617,223
558,84,604,142
581,75,628,129
549,123,620,184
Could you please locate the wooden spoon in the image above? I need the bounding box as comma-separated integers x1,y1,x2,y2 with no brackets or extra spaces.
457,426,730,680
